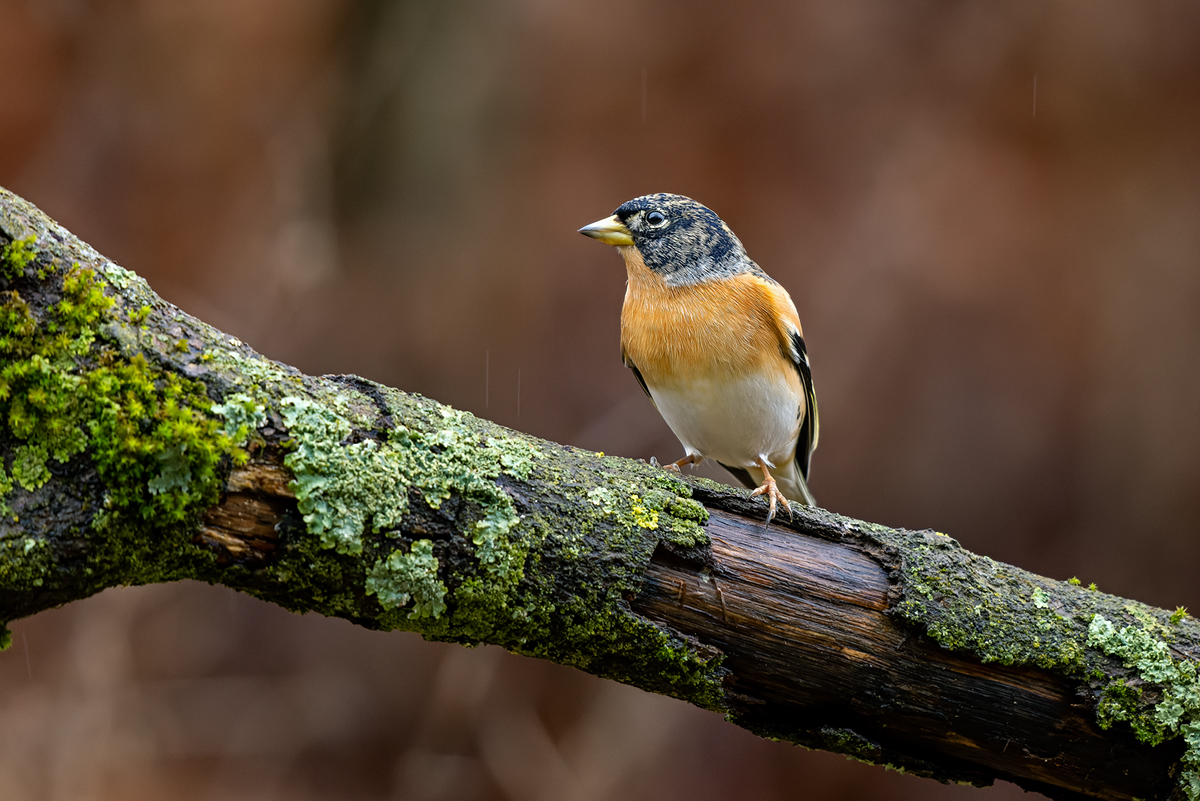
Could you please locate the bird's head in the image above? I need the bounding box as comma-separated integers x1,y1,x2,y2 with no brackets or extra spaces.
579,193,749,284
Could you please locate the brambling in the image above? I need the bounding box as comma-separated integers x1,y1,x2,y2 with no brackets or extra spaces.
579,193,818,523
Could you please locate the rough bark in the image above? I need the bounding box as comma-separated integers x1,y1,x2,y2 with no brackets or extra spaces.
1,186,1198,801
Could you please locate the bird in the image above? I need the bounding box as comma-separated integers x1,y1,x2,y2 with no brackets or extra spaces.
579,193,818,522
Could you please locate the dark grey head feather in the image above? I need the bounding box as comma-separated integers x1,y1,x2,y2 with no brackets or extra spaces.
614,193,766,285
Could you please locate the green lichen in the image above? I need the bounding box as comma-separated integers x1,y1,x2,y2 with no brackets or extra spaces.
1087,614,1200,798
586,486,616,513
274,390,724,708
890,532,1085,672
583,484,708,549
211,392,267,444
280,398,537,563
280,396,540,621
100,262,138,291
281,396,405,554
365,539,447,619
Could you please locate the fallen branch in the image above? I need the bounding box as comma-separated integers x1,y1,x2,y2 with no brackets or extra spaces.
0,186,1197,801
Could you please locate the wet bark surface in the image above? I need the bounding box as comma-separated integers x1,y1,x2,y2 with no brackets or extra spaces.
634,509,1180,800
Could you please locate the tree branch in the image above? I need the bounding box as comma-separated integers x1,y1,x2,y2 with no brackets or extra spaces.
1,186,1197,801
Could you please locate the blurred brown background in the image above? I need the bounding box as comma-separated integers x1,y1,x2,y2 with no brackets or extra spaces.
3,0,1200,798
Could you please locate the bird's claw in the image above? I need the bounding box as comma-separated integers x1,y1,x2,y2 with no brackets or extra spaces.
750,477,793,525
650,455,683,473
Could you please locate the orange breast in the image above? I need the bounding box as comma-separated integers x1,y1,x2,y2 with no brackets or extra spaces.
618,246,800,389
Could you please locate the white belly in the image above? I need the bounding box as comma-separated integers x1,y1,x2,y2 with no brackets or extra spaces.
647,370,802,469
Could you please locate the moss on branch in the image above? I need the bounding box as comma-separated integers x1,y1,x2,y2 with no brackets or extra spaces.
846,520,1200,797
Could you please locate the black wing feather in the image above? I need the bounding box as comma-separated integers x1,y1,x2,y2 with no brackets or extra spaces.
790,330,819,481
623,350,653,400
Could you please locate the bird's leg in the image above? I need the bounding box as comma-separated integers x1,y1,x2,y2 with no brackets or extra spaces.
749,458,793,525
660,453,700,474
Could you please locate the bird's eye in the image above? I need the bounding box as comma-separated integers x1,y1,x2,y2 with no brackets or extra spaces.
645,211,667,227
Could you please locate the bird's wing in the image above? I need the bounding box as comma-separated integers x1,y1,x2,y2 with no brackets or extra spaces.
622,347,654,403
755,277,819,480
789,328,819,480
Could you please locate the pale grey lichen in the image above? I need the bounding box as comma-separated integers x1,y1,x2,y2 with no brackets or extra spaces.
280,396,541,619
100,262,139,291
1087,614,1200,799
280,397,410,555
211,392,267,444
365,539,447,619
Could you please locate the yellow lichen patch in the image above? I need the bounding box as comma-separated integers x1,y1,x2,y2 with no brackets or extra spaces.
629,494,659,530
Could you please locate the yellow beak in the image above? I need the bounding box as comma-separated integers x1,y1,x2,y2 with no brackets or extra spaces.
578,215,634,246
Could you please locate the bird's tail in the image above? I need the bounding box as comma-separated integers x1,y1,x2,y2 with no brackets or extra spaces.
774,458,816,507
